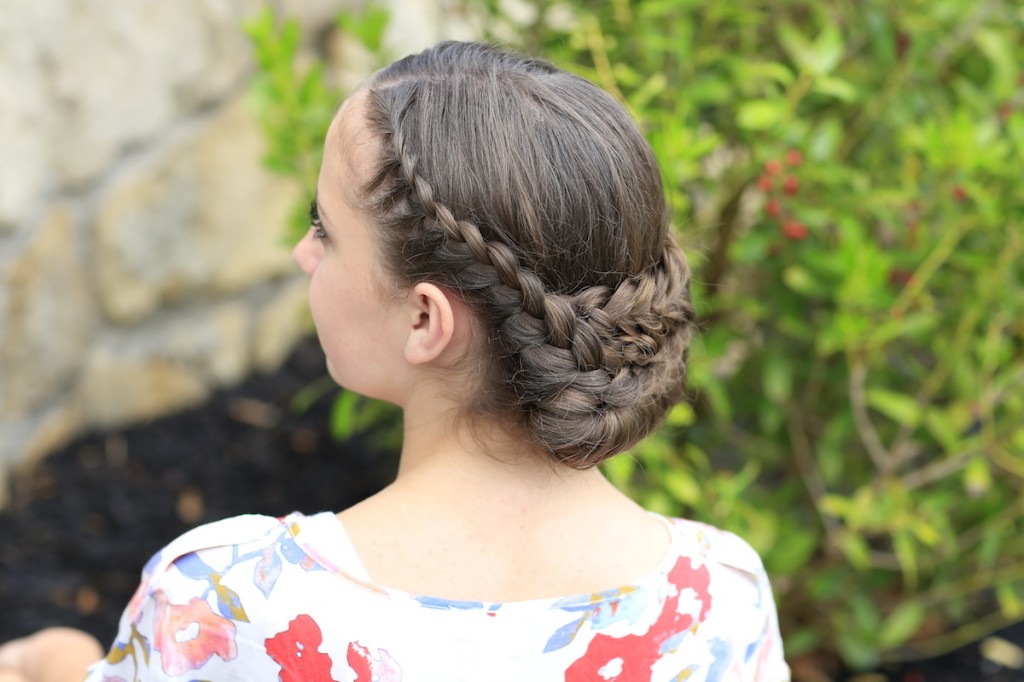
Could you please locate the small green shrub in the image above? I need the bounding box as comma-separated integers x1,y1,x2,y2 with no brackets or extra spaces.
246,1,1024,670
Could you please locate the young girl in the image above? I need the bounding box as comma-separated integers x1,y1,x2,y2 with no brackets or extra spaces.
0,41,789,681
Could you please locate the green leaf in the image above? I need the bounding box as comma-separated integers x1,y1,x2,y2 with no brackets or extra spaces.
865,312,941,349
290,376,337,414
337,6,391,52
330,390,361,440
783,626,822,657
820,494,851,519
894,532,919,591
979,529,1003,569
701,375,733,423
777,21,816,73
762,351,792,405
641,488,677,516
808,568,844,600
879,601,926,647
851,593,882,634
838,532,871,570
767,529,818,574
737,99,787,130
974,28,1017,99
963,457,992,496
809,117,843,160
665,401,695,427
835,622,876,667
996,581,1024,619
812,22,845,75
924,403,971,451
629,72,668,111
663,469,702,506
866,388,922,427
602,453,636,489
910,518,941,548
812,75,857,102
738,61,796,88
783,265,818,296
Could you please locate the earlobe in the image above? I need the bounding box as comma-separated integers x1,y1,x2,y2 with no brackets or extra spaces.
404,283,457,365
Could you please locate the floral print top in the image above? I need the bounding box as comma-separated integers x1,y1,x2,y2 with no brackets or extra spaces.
85,511,790,681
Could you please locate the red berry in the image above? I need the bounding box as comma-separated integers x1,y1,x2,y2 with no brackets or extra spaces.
764,159,783,175
783,176,800,196
765,198,781,217
782,220,807,240
952,185,968,202
785,149,803,167
757,174,775,191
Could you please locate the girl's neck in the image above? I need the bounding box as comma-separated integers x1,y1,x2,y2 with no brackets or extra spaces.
391,395,618,514
336,384,668,602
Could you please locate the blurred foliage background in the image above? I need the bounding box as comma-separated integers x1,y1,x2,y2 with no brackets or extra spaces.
246,0,1024,673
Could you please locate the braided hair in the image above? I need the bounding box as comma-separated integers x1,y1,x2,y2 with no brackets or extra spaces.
357,42,695,469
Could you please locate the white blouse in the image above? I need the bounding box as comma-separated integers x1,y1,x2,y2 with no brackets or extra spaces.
85,511,790,681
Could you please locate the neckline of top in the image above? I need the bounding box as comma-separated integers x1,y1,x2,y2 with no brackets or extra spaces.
281,510,695,610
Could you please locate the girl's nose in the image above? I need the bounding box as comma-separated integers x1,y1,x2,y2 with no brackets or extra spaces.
292,232,318,275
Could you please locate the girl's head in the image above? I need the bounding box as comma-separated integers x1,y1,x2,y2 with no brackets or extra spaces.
300,41,695,469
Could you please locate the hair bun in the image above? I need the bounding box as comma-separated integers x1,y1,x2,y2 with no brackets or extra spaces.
515,236,694,467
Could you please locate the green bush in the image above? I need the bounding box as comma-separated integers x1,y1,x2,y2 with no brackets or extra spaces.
246,1,1024,671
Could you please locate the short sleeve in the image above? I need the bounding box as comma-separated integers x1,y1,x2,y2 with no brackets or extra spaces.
84,548,172,681
685,520,792,681
85,515,282,681
748,567,791,682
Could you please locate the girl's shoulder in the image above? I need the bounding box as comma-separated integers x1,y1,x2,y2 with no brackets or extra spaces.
661,515,768,578
139,513,287,582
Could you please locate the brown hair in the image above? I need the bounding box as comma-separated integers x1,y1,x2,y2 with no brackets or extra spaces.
357,41,694,468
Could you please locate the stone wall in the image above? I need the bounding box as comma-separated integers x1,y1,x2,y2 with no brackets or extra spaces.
0,0,474,505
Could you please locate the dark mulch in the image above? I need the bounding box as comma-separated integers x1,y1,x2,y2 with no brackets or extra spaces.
0,337,398,645
0,337,1020,681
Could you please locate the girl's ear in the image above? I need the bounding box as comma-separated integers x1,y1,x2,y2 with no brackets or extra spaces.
403,282,457,365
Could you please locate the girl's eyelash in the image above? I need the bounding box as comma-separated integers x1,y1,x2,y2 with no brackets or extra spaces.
309,199,327,241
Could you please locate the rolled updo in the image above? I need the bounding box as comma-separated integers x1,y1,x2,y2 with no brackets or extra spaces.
357,41,695,469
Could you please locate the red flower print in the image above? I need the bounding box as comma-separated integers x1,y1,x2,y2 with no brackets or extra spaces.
125,579,151,624
565,556,712,681
266,614,338,682
347,642,403,682
152,594,238,675
125,553,162,623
